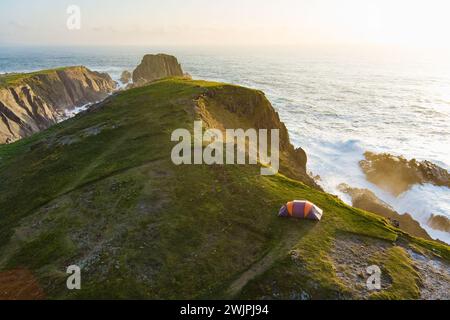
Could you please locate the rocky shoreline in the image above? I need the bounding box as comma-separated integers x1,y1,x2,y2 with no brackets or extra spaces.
355,151,450,241
338,183,432,240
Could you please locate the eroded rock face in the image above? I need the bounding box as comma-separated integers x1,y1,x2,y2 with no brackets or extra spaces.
428,214,450,233
338,183,431,240
0,66,116,144
197,85,319,189
132,54,184,84
359,151,450,196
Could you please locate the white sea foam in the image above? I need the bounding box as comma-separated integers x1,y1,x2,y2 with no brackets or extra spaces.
63,103,92,118
58,102,97,122
297,135,450,244
388,184,450,243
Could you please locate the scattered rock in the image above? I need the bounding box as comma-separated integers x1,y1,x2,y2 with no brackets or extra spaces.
408,249,450,300
359,151,450,196
51,123,117,146
330,235,392,299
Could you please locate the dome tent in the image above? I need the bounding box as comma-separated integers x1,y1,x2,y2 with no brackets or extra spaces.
278,200,323,221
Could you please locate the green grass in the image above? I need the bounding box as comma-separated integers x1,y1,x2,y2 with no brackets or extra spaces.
0,66,79,87
7,230,77,270
369,247,421,299
0,78,448,299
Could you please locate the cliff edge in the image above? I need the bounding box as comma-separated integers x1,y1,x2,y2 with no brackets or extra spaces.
0,66,116,144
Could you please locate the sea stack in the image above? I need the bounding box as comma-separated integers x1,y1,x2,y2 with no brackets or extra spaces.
132,54,184,85
120,70,132,84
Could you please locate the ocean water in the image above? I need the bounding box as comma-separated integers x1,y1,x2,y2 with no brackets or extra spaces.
1,46,449,243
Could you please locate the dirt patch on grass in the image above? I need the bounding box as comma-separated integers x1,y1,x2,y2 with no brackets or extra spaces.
226,225,309,298
0,268,45,300
330,235,393,299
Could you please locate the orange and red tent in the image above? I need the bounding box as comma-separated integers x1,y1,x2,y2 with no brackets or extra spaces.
278,200,323,221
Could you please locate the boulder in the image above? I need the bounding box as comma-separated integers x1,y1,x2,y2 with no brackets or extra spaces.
132,54,184,84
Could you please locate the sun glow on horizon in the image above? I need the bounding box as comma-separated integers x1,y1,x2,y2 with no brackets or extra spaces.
0,0,450,51
335,0,450,49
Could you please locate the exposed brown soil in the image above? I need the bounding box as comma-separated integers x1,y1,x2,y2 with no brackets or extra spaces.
0,268,45,300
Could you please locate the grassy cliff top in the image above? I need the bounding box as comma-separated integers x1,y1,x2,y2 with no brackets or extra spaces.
0,78,448,299
0,66,85,87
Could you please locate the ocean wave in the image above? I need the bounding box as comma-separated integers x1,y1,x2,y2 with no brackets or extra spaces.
300,137,450,244
387,184,450,244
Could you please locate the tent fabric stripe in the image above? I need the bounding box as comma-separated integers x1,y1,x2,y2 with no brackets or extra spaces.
292,201,304,217
304,201,313,217
287,202,294,216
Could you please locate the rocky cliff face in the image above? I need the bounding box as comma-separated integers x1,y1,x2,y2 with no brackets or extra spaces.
197,85,318,188
0,66,116,144
360,151,450,195
132,54,184,85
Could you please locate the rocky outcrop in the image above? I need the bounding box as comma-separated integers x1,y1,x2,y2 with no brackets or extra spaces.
120,70,131,84
360,151,450,196
0,66,116,144
338,183,431,240
197,85,319,189
132,54,184,85
428,214,450,233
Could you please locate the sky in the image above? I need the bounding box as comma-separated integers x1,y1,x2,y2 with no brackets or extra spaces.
1,0,450,50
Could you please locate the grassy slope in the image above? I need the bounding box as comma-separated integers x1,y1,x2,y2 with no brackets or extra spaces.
0,78,448,299
0,66,78,87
